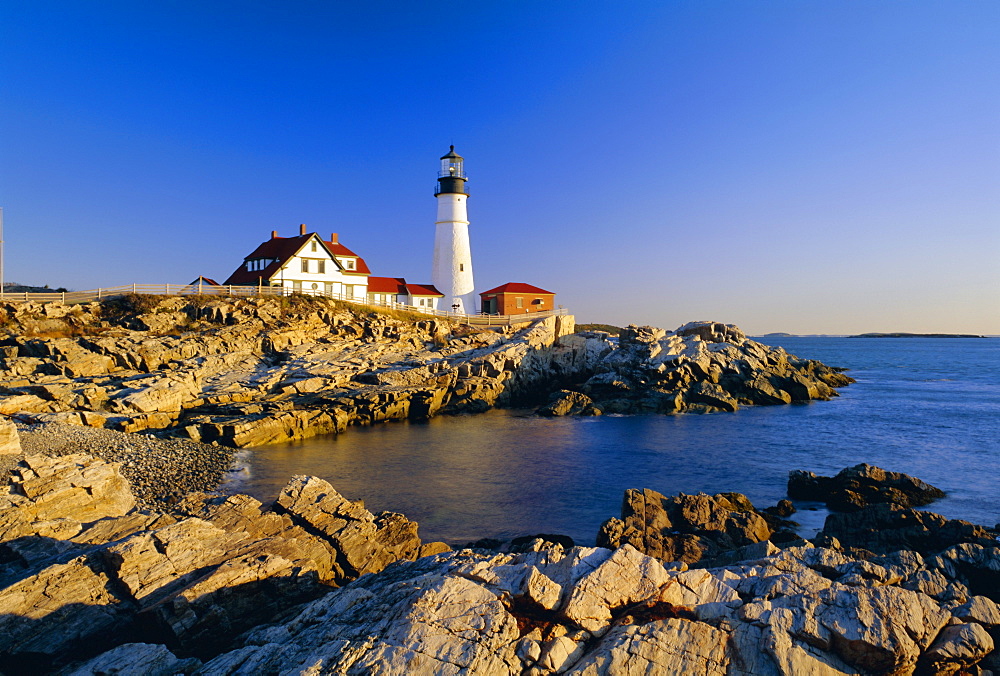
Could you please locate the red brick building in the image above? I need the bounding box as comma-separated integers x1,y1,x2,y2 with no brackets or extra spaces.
479,283,556,315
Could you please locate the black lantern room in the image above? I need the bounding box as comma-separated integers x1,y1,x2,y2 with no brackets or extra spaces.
435,146,469,196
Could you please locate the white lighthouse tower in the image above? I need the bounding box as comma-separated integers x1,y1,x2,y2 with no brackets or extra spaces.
432,146,476,314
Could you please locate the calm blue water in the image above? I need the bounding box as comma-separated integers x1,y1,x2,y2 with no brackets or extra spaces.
227,338,1000,545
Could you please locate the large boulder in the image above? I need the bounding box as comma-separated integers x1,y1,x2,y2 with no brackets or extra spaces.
65,643,202,676
820,503,995,556
917,623,995,676
174,491,341,583
597,489,775,564
925,543,1000,602
0,453,136,543
104,517,327,655
536,390,601,416
789,463,946,511
275,475,429,582
0,554,136,673
742,584,951,674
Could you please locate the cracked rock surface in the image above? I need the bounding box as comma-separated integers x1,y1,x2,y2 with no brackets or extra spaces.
1,297,851,456
0,295,603,448
572,321,854,415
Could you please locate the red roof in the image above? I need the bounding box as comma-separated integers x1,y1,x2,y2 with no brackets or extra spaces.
325,241,371,274
189,276,220,286
480,282,555,296
366,277,442,297
367,276,407,294
405,283,443,297
222,233,371,285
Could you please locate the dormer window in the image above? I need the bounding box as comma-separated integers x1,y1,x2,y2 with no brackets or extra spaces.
343,258,356,270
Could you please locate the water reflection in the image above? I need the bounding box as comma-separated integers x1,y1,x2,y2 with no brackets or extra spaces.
227,338,1000,545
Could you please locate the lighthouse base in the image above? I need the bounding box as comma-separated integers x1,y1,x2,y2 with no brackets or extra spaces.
444,293,477,315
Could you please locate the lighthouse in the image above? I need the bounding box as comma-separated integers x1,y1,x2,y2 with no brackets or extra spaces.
432,146,476,314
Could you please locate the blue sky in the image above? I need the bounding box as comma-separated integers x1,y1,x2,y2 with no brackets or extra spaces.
2,1,997,334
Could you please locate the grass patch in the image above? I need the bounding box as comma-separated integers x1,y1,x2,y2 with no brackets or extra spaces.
279,293,327,310
360,305,441,323
577,323,624,336
99,293,161,319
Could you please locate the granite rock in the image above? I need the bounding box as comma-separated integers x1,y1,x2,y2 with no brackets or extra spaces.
821,503,994,555
597,488,774,564
275,474,425,583
789,463,946,511
581,320,853,415
0,454,136,544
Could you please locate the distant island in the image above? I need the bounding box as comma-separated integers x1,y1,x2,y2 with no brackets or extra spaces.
849,332,986,338
752,333,849,338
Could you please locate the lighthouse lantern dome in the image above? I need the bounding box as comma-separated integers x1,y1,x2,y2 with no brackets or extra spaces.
439,145,466,179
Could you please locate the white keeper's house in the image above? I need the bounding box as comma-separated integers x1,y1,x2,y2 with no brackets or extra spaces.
222,224,372,299
222,224,446,309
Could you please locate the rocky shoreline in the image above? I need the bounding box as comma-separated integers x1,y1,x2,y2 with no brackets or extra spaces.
0,295,853,451
0,430,996,675
16,296,977,673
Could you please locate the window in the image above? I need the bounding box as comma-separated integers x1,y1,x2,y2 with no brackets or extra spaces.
324,283,334,296
292,281,302,293
344,259,356,270
459,263,464,272
311,242,317,252
246,261,253,271
301,259,309,273
516,297,523,308
318,260,326,274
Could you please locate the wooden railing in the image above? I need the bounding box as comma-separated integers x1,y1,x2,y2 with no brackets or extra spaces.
0,283,569,326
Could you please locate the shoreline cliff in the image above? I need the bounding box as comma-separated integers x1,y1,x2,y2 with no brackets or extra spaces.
1,295,852,452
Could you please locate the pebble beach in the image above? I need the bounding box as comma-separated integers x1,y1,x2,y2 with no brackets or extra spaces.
9,420,235,509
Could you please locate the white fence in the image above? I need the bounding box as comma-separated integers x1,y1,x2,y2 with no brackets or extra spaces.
0,283,569,327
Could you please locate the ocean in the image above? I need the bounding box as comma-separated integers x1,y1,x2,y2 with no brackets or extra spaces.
226,337,1000,546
